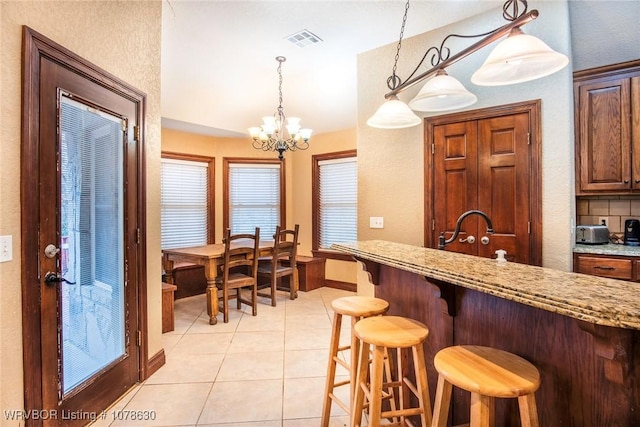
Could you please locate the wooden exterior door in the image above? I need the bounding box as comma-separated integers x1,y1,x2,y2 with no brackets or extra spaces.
425,101,542,266
21,27,147,426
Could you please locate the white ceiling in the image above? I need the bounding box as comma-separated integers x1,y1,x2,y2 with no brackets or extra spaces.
161,0,505,137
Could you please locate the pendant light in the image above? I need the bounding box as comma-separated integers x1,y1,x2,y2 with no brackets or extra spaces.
409,69,477,112
368,0,569,130
367,95,422,129
471,27,569,86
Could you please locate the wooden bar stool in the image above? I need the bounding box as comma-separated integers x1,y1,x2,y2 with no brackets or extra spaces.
352,315,432,427
320,296,390,427
432,345,540,427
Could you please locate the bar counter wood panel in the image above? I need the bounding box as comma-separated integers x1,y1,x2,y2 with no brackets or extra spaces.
368,263,640,426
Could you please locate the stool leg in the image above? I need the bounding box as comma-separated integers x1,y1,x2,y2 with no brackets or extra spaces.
368,345,385,427
518,393,540,427
432,375,453,427
350,315,361,408
352,340,371,427
470,393,494,427
412,343,432,427
321,312,342,427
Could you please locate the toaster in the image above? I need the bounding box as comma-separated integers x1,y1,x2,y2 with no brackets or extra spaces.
576,225,610,244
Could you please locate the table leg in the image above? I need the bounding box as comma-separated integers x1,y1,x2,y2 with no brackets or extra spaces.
206,280,218,325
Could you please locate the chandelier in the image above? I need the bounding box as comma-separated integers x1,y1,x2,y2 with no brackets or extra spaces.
249,56,312,160
368,0,569,129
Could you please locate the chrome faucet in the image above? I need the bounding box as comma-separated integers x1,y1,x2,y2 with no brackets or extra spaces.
438,210,494,250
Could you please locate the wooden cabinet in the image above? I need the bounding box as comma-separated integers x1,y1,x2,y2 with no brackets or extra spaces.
573,253,637,281
575,60,640,194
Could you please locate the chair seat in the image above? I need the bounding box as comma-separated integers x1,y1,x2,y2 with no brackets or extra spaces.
258,263,293,277
216,272,255,289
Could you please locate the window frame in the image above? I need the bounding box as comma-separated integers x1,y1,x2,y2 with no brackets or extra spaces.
312,149,357,261
161,151,215,246
223,157,286,236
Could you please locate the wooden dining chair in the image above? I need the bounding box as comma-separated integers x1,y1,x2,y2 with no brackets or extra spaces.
257,224,299,306
215,227,260,323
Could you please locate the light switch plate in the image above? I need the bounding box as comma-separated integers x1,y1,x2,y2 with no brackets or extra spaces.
369,217,384,229
0,235,12,262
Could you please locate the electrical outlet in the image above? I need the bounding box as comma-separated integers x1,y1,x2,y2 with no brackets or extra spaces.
598,217,609,227
369,217,384,229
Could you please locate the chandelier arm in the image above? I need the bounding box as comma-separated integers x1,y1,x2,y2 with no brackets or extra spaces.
384,9,538,99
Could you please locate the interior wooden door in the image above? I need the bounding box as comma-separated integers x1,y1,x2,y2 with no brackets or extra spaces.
476,113,531,263
426,101,541,265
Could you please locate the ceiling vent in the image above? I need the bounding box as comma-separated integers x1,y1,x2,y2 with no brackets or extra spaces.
285,29,323,48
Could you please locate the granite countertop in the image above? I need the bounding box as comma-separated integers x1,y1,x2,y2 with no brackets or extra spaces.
574,243,640,256
332,240,640,330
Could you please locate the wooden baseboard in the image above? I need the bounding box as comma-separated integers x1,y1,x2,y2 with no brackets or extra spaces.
145,348,166,380
324,279,356,293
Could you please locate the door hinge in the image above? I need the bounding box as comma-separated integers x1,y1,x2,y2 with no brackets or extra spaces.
527,132,531,145
134,125,140,141
136,228,141,244
432,219,435,231
137,330,142,347
432,143,435,155
528,221,531,234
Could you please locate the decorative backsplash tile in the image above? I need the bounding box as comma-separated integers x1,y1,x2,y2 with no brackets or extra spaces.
577,196,640,233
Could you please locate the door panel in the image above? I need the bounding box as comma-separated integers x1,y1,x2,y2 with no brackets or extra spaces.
477,113,530,263
433,121,477,255
22,27,145,426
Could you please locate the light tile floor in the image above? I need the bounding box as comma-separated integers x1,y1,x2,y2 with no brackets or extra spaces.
91,287,355,427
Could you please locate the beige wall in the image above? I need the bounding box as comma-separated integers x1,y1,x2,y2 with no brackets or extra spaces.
162,127,358,283
357,2,574,285
0,1,162,422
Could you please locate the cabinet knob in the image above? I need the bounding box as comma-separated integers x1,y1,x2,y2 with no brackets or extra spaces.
635,179,640,184
624,179,630,183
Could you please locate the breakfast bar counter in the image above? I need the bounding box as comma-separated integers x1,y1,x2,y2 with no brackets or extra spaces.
333,240,640,426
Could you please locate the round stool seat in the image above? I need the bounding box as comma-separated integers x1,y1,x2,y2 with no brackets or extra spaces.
434,345,540,398
355,315,429,348
331,296,389,318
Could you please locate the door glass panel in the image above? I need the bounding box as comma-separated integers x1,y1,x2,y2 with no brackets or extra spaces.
59,95,125,395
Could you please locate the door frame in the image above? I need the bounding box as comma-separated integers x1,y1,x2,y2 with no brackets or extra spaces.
423,99,542,266
21,26,148,421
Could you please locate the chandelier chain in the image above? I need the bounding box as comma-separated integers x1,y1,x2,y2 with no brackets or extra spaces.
277,59,284,112
389,0,410,90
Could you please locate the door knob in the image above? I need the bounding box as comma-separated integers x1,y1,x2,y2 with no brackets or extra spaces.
44,244,60,259
44,272,76,286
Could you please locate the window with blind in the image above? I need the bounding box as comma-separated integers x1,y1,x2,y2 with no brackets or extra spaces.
161,154,214,249
224,159,285,238
313,150,357,259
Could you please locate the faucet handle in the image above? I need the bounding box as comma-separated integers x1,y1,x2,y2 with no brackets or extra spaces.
459,235,475,244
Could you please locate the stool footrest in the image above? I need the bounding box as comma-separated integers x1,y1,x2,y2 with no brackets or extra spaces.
333,357,349,371
328,393,349,414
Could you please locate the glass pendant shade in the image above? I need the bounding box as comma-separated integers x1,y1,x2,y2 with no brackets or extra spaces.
409,70,478,112
367,96,421,129
471,27,569,86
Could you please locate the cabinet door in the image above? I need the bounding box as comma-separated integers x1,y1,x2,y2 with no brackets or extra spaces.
632,77,640,190
577,77,631,192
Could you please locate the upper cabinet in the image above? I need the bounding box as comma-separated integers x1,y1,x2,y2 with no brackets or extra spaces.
574,60,640,195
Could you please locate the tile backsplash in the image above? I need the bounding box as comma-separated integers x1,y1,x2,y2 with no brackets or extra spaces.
577,196,640,236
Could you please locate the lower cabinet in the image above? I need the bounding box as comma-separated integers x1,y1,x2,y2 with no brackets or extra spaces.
573,253,638,281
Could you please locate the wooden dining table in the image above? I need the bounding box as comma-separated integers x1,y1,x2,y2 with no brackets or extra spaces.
162,239,275,324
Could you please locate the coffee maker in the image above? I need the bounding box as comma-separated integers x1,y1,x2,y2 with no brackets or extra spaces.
624,219,640,246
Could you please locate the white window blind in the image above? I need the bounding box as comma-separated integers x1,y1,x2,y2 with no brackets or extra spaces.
161,158,209,249
318,157,357,249
229,163,281,237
